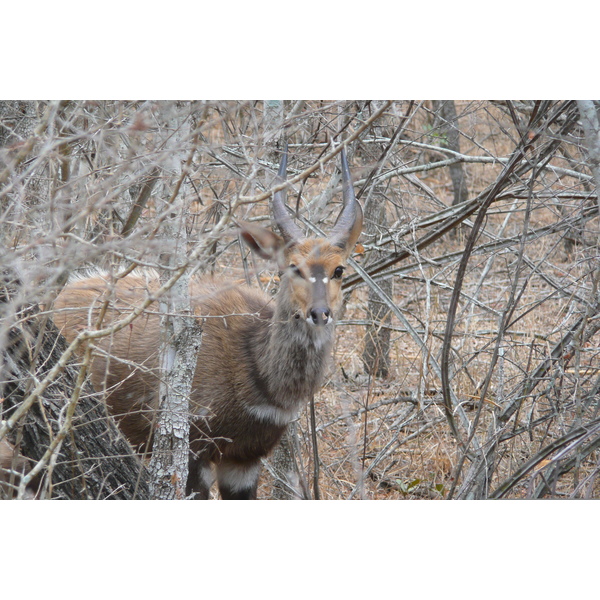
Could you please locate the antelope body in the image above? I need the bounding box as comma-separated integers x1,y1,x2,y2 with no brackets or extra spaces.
53,147,362,499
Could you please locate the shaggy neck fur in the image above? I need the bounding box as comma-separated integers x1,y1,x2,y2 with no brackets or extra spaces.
257,278,334,410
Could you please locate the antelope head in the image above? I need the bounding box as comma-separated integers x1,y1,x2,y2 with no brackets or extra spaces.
241,145,363,327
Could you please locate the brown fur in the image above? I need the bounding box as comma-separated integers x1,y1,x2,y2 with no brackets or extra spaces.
53,151,362,499
52,230,359,498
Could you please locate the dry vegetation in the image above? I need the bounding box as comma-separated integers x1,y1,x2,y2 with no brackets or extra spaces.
1,100,599,499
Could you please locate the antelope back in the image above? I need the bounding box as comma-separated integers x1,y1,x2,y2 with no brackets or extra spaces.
52,272,277,450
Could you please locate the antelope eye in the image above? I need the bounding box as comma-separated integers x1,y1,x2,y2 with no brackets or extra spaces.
332,266,345,279
289,264,304,278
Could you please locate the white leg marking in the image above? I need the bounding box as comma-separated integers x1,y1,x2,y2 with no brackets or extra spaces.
217,461,261,494
200,464,215,490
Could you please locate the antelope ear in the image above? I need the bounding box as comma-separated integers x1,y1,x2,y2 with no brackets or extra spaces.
238,222,286,265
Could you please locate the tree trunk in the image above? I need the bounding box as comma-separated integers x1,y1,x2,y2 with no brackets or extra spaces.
148,110,203,500
148,281,202,499
362,190,392,378
432,100,468,206
577,101,600,222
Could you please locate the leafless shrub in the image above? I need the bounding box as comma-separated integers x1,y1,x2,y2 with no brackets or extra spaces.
1,100,598,499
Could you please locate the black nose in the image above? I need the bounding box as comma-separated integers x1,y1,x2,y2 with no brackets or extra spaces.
309,307,331,326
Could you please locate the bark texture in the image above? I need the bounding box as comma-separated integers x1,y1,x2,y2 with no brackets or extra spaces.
149,288,203,499
147,109,203,499
577,101,600,219
362,191,392,378
432,100,468,206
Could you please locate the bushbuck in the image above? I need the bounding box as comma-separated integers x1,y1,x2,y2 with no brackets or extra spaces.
53,146,363,499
